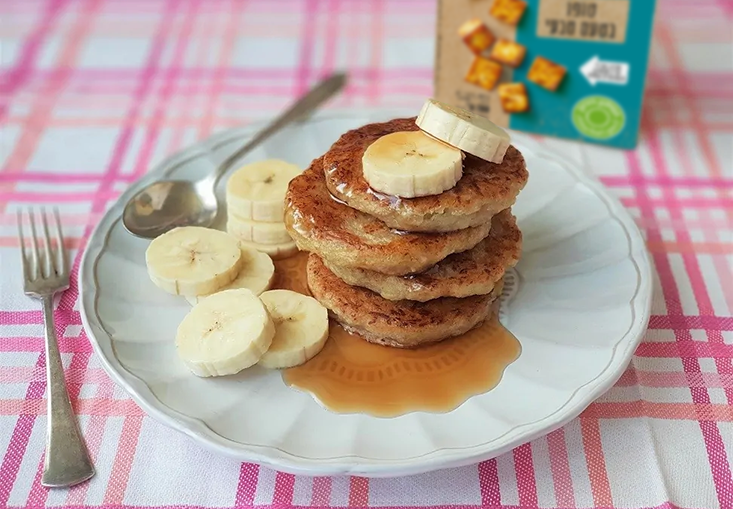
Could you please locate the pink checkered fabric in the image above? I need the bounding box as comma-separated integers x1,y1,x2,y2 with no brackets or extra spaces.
1,0,731,507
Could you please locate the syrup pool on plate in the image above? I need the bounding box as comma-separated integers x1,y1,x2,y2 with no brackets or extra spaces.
273,253,521,418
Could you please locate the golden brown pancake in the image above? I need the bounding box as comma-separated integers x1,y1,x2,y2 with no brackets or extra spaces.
323,117,528,232
307,254,502,348
285,157,492,276
324,209,521,301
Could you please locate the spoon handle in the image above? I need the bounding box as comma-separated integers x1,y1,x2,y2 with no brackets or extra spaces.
210,72,347,184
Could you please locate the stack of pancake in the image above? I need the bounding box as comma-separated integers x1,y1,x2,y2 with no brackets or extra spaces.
284,115,528,348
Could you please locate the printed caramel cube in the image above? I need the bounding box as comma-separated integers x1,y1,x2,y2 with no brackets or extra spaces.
527,56,566,91
490,39,527,67
489,0,527,26
498,83,529,113
458,18,495,55
465,56,503,91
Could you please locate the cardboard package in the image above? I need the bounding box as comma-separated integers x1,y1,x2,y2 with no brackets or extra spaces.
434,0,657,149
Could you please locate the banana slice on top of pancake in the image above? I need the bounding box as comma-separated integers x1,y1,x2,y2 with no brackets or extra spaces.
361,130,464,198
416,98,511,164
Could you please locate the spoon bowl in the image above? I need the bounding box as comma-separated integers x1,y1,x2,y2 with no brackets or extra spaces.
122,180,218,239
122,73,346,239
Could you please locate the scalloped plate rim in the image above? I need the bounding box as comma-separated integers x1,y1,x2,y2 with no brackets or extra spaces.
79,109,652,477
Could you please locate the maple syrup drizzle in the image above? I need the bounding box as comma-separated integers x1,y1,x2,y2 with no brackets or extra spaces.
273,253,521,418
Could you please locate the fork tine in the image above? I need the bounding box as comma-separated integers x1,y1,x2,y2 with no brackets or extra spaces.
17,210,29,281
53,208,67,276
40,208,56,276
28,208,41,280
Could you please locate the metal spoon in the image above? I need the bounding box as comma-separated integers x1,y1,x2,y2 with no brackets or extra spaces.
122,73,347,239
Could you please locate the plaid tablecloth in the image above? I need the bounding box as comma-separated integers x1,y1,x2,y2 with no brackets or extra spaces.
1,0,732,507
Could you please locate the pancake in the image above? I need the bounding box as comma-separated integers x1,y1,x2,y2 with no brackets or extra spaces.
323,117,528,232
307,254,502,348
324,209,521,301
285,157,492,276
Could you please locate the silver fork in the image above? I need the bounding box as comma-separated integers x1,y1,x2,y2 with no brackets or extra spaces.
18,208,95,488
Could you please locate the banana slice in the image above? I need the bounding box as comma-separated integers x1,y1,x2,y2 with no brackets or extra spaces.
185,246,275,305
176,288,275,377
238,239,299,260
416,98,511,164
146,226,243,296
226,214,292,245
362,130,464,198
226,159,302,222
257,290,329,369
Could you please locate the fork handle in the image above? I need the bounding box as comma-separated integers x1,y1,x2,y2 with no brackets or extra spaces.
41,295,95,488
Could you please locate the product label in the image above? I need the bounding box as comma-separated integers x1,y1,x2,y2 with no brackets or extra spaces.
537,0,629,43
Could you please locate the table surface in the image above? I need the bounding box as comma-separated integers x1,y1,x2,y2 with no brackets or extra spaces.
1,0,731,508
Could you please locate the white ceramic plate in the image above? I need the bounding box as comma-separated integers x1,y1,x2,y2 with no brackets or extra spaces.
80,111,652,477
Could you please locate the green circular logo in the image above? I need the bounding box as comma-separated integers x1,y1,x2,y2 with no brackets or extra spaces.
572,96,625,139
